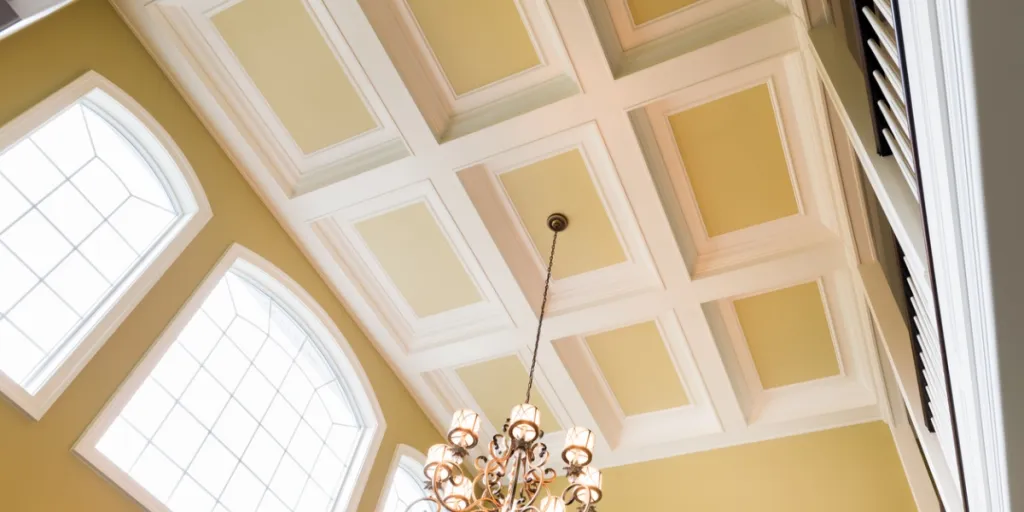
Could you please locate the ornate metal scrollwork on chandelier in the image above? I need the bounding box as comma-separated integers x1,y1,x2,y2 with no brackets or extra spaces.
408,213,604,512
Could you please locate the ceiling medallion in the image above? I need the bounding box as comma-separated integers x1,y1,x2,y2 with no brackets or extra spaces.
410,213,604,512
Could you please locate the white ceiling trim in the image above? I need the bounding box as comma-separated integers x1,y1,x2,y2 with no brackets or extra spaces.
111,0,893,470
146,0,409,197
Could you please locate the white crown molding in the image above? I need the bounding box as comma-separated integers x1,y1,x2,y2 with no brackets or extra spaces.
110,0,903,476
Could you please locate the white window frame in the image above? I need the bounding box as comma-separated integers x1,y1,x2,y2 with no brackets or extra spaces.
375,444,428,512
74,243,386,512
0,70,212,420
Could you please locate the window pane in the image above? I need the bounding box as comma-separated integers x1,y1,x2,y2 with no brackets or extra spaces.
94,268,366,512
384,459,431,512
0,98,180,395
31,104,93,176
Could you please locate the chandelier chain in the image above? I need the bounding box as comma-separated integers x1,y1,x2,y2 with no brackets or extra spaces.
525,229,558,405
415,213,602,512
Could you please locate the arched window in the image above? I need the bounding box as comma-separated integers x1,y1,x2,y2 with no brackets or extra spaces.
0,71,210,419
378,446,432,512
76,246,384,512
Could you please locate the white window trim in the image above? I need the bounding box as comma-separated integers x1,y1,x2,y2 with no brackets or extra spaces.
0,70,212,420
897,0,1010,509
74,243,386,512
375,444,427,512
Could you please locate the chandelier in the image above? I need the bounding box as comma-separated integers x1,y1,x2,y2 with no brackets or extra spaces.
409,213,603,512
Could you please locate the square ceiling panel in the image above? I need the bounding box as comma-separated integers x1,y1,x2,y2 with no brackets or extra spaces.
668,84,798,238
361,0,577,140
458,123,660,315
455,355,562,432
586,0,770,77
144,0,408,196
314,182,512,351
500,149,626,280
354,202,481,318
552,311,720,452
627,0,700,25
585,321,689,416
633,56,836,278
702,270,878,427
405,0,540,96
733,281,839,389
213,0,378,154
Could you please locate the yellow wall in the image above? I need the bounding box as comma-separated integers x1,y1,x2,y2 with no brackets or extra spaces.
0,3,920,512
590,421,917,511
0,1,439,510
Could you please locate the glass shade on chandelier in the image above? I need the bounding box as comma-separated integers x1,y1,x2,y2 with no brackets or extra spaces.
539,496,568,512
562,427,596,466
441,475,475,511
425,444,462,482
509,403,542,443
403,214,605,511
449,409,482,448
572,467,604,505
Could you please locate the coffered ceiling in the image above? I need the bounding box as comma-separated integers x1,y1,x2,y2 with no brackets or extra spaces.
114,0,886,469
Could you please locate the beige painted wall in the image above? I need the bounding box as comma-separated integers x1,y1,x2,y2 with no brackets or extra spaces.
0,3,919,512
576,422,917,511
0,1,439,510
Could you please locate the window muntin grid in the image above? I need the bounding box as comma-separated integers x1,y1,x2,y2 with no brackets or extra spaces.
0,99,181,394
94,268,365,512
382,459,431,512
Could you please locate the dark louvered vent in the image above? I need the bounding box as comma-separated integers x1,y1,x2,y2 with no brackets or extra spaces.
853,0,919,199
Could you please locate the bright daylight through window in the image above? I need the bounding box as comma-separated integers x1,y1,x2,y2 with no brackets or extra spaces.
382,457,430,512
0,98,179,396
91,266,366,512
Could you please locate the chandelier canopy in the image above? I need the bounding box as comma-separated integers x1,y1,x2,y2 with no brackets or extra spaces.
410,213,604,512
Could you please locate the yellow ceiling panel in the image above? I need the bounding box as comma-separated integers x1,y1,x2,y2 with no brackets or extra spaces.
627,0,701,25
669,84,799,237
355,202,481,318
733,282,839,389
213,0,377,154
456,356,562,432
586,321,689,416
407,0,541,95
500,149,626,279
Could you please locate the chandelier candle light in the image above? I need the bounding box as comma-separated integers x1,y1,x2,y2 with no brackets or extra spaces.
410,213,604,512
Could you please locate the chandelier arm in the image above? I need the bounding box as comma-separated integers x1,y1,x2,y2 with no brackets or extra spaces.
423,461,475,512
525,229,558,404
